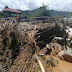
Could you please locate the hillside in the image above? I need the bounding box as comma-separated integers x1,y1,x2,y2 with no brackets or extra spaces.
19,9,72,18
0,6,72,18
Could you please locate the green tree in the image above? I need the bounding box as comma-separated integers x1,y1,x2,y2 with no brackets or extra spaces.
31,5,53,17
0,11,3,18
4,6,8,9
4,6,9,17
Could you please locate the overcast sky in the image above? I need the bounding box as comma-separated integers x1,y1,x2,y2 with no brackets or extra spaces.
0,0,72,12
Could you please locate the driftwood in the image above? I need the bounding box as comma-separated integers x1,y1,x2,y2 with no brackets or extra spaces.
35,53,46,72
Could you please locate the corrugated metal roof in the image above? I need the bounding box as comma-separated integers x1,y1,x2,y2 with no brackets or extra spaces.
3,8,22,14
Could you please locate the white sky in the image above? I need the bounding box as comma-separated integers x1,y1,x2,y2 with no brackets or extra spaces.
0,0,72,12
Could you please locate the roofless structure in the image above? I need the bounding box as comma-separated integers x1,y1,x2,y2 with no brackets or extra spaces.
2,8,22,17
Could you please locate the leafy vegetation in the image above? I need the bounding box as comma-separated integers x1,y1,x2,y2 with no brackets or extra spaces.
21,5,53,18
30,5,52,17
0,11,3,18
51,10,72,18
0,6,9,18
0,5,72,18
20,5,72,18
4,6,8,9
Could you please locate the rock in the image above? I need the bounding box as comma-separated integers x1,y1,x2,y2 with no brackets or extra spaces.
58,47,72,62
62,54,72,62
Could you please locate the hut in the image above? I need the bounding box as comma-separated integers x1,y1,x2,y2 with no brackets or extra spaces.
2,8,22,17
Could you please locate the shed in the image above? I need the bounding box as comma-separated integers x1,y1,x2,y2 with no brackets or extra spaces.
2,8,22,17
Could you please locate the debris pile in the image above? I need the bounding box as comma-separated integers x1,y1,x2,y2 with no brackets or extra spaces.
0,18,21,72
0,18,72,72
35,23,64,49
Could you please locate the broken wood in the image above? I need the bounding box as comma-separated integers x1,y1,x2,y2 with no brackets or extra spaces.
35,53,46,72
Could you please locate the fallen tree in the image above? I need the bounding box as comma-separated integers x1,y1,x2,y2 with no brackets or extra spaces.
35,23,65,49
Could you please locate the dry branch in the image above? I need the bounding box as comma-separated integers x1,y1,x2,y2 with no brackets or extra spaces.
35,53,46,72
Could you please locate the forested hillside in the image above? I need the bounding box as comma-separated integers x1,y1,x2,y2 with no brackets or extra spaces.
17,5,72,18
0,5,72,18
